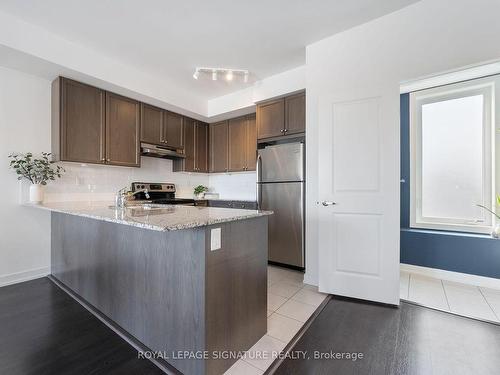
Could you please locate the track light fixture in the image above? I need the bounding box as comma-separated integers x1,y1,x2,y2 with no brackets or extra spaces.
193,68,250,83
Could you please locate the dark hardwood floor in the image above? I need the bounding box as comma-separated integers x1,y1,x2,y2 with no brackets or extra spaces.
0,277,163,375
274,296,500,375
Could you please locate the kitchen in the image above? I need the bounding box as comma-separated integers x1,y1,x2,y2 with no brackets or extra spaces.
6,74,308,375
3,1,500,375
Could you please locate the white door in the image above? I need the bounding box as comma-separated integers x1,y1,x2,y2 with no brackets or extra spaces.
317,88,400,305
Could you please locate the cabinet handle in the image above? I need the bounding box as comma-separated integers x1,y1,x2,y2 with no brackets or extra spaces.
280,129,284,133
107,158,111,162
284,129,288,133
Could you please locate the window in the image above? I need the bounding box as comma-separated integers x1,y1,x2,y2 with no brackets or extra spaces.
410,79,494,233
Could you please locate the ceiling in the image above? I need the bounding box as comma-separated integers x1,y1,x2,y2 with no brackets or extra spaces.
0,0,417,100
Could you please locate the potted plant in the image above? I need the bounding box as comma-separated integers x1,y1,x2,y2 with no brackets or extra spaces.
477,195,500,238
8,152,65,204
194,185,208,200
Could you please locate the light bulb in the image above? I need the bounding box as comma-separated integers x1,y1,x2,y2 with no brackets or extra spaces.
212,70,217,81
226,70,233,81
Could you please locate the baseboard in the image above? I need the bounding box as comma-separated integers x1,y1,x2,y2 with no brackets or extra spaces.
0,267,50,288
303,271,318,287
401,263,500,290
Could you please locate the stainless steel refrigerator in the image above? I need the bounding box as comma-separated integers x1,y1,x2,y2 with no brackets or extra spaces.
257,142,304,269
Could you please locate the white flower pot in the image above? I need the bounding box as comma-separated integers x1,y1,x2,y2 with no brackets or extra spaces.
29,184,44,204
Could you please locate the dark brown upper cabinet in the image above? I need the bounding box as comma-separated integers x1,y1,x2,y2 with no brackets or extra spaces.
256,91,305,140
228,117,248,172
285,92,305,135
105,92,141,167
256,98,284,139
196,122,208,173
163,111,184,149
140,103,163,145
177,117,195,172
52,77,106,164
246,114,257,171
210,114,256,173
210,121,229,173
173,118,207,173
53,77,141,167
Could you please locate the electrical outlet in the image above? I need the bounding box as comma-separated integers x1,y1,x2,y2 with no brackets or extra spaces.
210,228,221,251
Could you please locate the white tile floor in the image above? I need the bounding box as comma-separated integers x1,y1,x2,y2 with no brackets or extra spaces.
400,270,500,323
224,265,328,375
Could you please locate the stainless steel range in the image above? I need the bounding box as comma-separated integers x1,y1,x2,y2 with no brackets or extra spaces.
131,182,196,206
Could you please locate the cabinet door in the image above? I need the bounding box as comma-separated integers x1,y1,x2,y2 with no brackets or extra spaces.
60,78,105,163
228,116,247,172
256,98,285,139
246,114,257,171
285,92,305,135
105,92,141,167
210,121,228,172
183,117,196,172
163,111,184,149
141,103,163,145
195,122,208,172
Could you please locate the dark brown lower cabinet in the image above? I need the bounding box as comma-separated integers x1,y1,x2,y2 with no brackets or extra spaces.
105,93,141,167
173,119,207,173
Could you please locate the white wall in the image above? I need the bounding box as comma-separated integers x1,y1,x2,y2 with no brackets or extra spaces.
0,67,52,285
208,172,257,201
305,0,500,285
0,67,209,286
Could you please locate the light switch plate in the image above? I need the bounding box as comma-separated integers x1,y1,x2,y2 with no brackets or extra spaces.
210,227,221,251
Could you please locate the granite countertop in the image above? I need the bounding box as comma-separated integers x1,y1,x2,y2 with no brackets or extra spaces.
29,201,272,232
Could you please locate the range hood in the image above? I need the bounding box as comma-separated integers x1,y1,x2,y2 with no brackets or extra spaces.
140,143,186,159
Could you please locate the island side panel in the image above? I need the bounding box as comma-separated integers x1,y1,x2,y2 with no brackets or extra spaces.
51,212,206,375
205,216,268,375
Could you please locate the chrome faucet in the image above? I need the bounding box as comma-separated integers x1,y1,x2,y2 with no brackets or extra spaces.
115,187,150,208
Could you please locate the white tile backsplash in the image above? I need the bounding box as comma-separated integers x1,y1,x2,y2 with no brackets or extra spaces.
43,156,209,202
208,171,257,201
40,157,256,203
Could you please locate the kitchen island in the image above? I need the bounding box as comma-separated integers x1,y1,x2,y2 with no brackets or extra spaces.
37,202,271,375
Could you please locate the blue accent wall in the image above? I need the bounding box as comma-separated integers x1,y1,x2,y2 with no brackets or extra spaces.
400,93,500,279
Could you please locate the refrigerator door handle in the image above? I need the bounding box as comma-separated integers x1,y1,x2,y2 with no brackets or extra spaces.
256,154,262,209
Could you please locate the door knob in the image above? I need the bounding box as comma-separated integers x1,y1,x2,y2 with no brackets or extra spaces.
322,201,336,206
